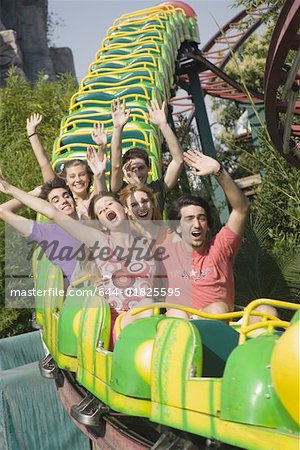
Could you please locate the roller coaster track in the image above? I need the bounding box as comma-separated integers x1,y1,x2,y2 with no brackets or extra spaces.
170,4,270,116
171,1,300,170
264,0,300,168
58,371,238,450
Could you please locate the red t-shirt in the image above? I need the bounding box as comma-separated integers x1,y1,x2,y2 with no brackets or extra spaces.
163,226,242,310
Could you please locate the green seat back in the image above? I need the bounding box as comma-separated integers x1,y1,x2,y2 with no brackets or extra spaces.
192,320,239,377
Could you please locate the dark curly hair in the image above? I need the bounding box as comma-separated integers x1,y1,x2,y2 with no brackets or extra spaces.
39,177,74,202
167,194,213,229
122,147,150,167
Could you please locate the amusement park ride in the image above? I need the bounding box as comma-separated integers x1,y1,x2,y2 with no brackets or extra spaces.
34,1,299,449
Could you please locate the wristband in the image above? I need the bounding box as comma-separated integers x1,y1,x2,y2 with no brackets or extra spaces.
214,163,224,177
28,132,37,138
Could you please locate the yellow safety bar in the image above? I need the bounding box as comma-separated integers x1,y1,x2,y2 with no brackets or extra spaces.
57,124,154,147
126,300,299,345
69,93,155,112
88,54,171,88
81,67,156,88
107,19,165,36
114,15,183,42
115,10,178,25
89,51,159,68
59,120,110,135
62,108,149,130
128,302,279,322
53,137,151,156
96,39,163,60
89,56,158,76
70,82,154,104
239,298,300,344
94,41,173,74
80,76,156,92
113,6,177,26
109,10,183,44
103,27,165,45
61,114,149,133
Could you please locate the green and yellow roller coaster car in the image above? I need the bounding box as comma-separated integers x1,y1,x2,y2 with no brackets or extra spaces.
33,2,300,449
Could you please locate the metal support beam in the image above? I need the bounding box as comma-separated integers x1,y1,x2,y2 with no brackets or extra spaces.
243,103,265,150
168,111,191,194
188,70,229,223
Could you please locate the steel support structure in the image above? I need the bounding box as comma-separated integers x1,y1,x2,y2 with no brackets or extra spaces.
186,69,229,224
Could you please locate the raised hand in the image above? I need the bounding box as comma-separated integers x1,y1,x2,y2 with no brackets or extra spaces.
91,122,107,148
111,98,131,129
183,150,221,177
147,100,167,127
123,160,140,184
0,167,9,194
86,145,107,176
26,113,43,136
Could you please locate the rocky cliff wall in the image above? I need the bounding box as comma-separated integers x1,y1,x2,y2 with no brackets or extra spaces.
0,0,76,85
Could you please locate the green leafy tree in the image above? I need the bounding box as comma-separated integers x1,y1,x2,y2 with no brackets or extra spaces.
0,68,77,337
210,26,300,305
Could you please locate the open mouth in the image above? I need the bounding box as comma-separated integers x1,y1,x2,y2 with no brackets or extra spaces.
191,231,201,238
137,210,149,219
106,210,117,222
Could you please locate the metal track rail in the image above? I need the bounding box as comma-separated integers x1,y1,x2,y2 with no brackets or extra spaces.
264,0,300,168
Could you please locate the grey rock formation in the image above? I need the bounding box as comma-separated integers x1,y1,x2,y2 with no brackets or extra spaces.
0,0,76,85
50,47,75,79
0,28,26,81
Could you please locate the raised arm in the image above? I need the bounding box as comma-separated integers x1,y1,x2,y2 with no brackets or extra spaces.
90,123,109,194
86,145,108,194
0,200,33,236
0,186,42,236
147,100,183,191
26,114,55,182
110,98,131,192
184,150,250,236
0,174,108,249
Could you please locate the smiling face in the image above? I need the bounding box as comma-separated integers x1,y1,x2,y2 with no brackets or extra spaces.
128,158,149,184
125,190,154,221
94,196,126,229
178,205,209,251
47,188,76,216
65,163,90,198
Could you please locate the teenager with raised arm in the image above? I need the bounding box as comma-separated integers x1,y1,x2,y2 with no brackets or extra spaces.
0,176,81,282
0,171,165,335
110,99,184,213
164,151,250,317
26,114,108,217
26,113,55,182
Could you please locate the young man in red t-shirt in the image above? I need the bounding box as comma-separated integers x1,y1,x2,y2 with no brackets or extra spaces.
163,150,250,316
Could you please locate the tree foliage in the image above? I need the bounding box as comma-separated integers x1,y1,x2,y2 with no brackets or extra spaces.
211,24,300,306
233,0,285,26
0,68,77,337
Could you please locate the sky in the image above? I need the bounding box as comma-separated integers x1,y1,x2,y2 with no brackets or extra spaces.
48,0,243,82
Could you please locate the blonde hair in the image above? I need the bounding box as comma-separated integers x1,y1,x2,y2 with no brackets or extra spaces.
119,183,161,221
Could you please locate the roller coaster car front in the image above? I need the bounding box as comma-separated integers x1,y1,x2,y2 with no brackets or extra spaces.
72,304,299,450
